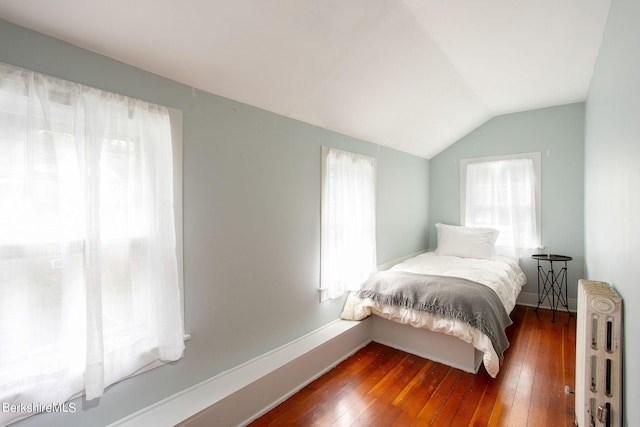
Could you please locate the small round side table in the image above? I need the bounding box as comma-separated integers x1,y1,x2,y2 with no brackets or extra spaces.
532,253,572,322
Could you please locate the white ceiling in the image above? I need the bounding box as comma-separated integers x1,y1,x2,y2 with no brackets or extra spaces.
0,0,611,158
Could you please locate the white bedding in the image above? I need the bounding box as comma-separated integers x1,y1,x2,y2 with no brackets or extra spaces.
340,252,526,377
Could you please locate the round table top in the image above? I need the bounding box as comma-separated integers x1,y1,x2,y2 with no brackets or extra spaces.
531,253,572,262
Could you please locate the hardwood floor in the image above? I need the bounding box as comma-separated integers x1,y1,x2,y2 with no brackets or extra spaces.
248,306,576,426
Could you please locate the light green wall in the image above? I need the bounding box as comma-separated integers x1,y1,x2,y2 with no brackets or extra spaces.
428,103,586,300
0,19,429,426
584,0,640,424
377,145,430,262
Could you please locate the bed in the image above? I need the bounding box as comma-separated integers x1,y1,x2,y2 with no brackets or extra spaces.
340,224,526,377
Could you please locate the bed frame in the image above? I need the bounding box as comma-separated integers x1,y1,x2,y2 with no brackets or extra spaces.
371,252,484,374
369,315,483,374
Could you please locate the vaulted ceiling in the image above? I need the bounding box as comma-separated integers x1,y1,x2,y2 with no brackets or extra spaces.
0,0,611,158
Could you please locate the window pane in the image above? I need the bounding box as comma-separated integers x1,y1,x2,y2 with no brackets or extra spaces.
0,62,184,424
320,147,376,300
464,155,540,256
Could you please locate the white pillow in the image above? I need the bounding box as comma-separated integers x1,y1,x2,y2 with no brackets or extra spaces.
435,223,499,260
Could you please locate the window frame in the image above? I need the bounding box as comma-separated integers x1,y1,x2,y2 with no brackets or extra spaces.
459,152,542,253
320,146,377,302
0,63,186,424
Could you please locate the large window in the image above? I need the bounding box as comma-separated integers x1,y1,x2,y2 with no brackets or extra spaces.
0,63,184,425
320,147,376,301
460,153,541,258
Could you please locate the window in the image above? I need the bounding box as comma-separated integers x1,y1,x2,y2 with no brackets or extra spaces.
320,147,376,301
460,153,541,257
0,62,184,425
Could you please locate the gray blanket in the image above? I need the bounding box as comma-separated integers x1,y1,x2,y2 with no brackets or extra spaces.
357,270,513,362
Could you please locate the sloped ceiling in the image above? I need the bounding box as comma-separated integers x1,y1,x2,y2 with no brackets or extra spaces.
0,0,611,158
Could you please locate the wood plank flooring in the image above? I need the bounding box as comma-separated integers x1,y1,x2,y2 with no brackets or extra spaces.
248,306,576,426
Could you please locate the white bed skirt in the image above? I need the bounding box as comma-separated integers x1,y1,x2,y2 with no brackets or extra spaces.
370,316,483,374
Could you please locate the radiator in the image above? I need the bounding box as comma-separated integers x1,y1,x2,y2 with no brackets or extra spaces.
575,279,622,427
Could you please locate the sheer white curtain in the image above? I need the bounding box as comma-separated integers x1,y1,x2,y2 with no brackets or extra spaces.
464,157,540,257
321,147,377,301
0,63,184,424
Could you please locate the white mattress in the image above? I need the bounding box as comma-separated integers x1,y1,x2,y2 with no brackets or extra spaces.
340,252,526,377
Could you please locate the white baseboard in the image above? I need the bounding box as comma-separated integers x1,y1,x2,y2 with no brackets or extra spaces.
517,291,577,313
110,291,573,427
109,319,371,427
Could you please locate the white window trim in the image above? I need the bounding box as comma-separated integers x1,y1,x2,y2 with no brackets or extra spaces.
168,107,187,333
0,62,188,424
319,146,377,302
459,152,542,251
105,109,188,387
123,107,190,380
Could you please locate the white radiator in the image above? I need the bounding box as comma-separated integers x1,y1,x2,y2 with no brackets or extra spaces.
575,279,622,427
